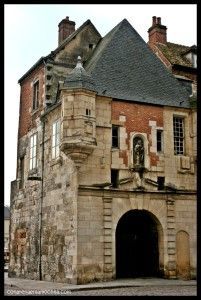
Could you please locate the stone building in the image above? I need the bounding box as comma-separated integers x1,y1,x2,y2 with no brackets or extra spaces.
9,16,197,284
4,206,10,263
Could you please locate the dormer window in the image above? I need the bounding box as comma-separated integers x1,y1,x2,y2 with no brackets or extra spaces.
184,46,197,68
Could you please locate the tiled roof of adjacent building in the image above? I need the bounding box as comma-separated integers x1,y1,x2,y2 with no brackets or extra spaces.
85,19,190,108
157,42,195,68
4,206,10,219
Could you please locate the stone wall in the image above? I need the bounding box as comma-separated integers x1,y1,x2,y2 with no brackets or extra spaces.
76,188,196,283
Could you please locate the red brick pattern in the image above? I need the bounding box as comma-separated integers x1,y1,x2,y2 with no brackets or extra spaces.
18,64,45,139
112,100,163,167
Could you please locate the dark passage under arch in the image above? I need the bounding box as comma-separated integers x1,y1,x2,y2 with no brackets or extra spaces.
116,209,159,278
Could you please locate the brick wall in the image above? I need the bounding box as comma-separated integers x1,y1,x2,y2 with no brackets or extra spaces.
18,64,45,139
112,100,163,166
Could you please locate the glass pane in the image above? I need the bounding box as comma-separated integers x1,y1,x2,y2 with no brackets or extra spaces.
52,147,55,159
56,145,59,158
29,158,32,170
53,123,56,136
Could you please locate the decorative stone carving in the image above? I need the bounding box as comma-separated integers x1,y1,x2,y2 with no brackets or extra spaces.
133,137,144,168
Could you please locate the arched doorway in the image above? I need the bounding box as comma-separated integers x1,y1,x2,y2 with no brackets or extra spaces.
116,209,160,278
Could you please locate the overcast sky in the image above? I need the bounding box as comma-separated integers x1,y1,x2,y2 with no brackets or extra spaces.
4,4,197,206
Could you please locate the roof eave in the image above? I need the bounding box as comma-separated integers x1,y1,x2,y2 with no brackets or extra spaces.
18,56,50,84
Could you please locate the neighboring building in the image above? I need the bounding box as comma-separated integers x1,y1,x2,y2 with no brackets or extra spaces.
148,16,197,97
4,206,10,263
147,15,197,167
9,16,196,284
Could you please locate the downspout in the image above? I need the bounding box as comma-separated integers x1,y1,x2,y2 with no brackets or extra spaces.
39,118,45,280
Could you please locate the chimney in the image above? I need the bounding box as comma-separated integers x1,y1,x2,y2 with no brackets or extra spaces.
148,16,167,45
58,16,75,46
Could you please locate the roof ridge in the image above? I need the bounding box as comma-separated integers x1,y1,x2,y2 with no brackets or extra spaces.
85,18,144,71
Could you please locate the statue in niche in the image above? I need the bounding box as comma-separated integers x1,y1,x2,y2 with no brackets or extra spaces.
133,137,144,167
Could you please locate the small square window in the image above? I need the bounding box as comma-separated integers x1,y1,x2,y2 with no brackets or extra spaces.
157,177,165,190
86,109,91,116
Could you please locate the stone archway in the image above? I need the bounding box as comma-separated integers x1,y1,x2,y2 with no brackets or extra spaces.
116,209,161,278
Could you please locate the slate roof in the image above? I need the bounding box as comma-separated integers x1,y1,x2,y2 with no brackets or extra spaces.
157,42,195,68
64,56,96,91
85,19,190,108
4,206,10,219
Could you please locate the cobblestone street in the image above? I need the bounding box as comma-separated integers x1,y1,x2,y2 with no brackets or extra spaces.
4,284,197,296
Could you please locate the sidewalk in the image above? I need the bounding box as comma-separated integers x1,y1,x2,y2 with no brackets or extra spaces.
4,272,197,291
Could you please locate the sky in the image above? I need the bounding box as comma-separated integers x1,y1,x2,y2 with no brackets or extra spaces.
4,4,197,206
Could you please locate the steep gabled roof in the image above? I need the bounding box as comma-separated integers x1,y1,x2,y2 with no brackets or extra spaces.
85,19,190,108
157,42,195,68
52,19,101,56
18,19,101,83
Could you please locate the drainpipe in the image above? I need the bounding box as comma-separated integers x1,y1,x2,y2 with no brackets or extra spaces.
27,119,45,280
38,118,45,280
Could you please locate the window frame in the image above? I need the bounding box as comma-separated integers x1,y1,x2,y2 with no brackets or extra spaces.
111,169,119,188
52,119,61,160
32,80,39,111
173,116,185,155
112,125,119,148
156,129,163,153
19,157,25,189
29,133,37,170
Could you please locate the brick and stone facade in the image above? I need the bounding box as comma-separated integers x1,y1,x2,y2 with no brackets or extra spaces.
9,16,197,284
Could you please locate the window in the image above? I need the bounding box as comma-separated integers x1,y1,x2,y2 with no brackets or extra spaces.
111,169,119,188
157,130,163,152
157,177,165,190
33,81,39,110
52,119,60,159
19,157,25,189
30,133,37,170
86,109,91,116
112,126,119,148
173,117,185,155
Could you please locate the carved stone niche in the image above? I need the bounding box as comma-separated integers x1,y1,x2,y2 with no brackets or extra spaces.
133,136,145,173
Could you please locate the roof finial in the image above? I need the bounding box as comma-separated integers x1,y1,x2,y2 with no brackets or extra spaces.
76,56,83,68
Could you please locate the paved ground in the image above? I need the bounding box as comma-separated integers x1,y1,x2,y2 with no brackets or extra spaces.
4,272,197,296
